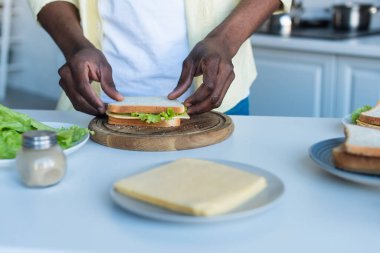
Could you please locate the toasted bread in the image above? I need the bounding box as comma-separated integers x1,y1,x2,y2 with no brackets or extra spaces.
108,116,181,128
356,119,380,130
107,96,185,114
343,124,380,157
358,100,380,126
332,145,380,175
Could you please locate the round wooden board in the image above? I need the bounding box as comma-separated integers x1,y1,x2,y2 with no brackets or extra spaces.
88,112,234,151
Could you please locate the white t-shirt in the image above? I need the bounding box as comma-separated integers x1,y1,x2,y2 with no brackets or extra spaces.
98,0,192,103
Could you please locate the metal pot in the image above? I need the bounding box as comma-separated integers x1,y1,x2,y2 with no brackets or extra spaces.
332,3,379,31
267,13,293,36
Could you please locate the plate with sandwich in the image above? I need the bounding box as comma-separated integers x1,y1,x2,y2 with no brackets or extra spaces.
89,96,234,151
309,124,380,187
111,158,284,223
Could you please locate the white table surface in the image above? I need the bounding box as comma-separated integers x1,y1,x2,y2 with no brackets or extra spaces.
1,110,379,253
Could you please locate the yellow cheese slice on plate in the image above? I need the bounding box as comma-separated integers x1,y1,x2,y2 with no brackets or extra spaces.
114,158,267,216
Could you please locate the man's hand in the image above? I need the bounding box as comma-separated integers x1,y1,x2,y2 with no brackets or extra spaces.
38,1,123,115
58,47,123,115
168,37,235,114
168,0,282,114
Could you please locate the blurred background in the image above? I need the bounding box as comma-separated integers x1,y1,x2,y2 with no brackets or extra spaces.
1,0,380,117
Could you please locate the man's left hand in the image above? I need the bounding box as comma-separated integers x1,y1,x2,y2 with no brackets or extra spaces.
168,37,235,114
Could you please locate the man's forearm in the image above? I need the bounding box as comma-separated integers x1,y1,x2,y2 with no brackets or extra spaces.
206,0,282,57
38,2,94,60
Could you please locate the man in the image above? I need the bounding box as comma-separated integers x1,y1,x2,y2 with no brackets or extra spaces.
29,0,291,115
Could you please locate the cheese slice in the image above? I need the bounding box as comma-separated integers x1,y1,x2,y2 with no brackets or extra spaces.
114,158,267,216
356,119,380,130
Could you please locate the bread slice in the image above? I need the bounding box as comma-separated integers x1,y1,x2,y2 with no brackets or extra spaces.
344,124,380,157
356,119,380,130
107,96,185,114
114,158,267,216
108,116,181,127
332,145,380,175
358,100,380,126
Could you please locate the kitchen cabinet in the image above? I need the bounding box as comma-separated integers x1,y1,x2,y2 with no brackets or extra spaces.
250,48,336,117
336,56,380,116
0,0,22,99
250,36,380,118
0,0,12,99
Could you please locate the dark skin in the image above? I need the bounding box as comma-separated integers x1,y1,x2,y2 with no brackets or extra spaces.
38,0,281,115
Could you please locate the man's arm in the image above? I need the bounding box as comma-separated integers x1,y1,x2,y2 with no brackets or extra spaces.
169,0,283,114
38,2,123,115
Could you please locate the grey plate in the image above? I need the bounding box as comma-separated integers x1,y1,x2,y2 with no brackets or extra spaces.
110,159,285,223
309,138,380,187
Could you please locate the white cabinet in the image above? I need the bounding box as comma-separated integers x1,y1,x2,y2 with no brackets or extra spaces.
250,48,336,117
336,56,380,116
0,0,22,100
250,46,380,117
0,0,12,99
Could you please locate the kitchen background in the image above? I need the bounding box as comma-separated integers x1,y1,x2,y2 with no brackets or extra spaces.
1,0,380,116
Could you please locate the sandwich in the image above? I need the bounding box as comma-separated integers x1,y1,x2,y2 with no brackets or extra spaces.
356,101,380,129
332,124,380,175
106,96,190,127
350,101,380,130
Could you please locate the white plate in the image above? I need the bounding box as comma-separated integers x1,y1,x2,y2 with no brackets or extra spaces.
0,122,89,168
110,159,285,223
341,114,354,125
309,138,380,187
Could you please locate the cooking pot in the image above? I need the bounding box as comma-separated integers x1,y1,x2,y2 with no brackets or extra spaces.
332,3,379,31
267,13,292,35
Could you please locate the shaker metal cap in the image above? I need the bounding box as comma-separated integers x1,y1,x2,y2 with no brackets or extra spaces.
22,130,58,149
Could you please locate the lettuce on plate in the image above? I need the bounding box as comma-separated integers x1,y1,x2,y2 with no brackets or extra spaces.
351,105,372,124
0,104,90,159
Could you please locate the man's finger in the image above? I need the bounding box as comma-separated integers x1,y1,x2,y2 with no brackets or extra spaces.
208,63,234,108
187,70,234,115
59,76,99,115
70,63,106,114
168,59,195,100
186,84,214,114
187,95,214,115
184,83,212,107
214,71,235,108
201,56,219,91
99,66,124,101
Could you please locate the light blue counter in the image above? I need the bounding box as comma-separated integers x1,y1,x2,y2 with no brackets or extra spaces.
251,34,380,58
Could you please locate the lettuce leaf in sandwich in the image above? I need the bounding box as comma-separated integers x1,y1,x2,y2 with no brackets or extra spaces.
131,108,188,124
351,105,372,124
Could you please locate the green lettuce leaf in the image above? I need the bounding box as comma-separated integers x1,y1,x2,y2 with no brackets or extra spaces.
131,107,186,124
0,130,22,159
0,104,90,159
56,126,89,149
351,105,372,124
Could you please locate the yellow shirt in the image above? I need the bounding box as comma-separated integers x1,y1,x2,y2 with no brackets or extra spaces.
28,0,292,112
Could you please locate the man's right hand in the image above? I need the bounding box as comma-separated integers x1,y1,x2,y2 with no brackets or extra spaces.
37,2,123,115
58,47,123,115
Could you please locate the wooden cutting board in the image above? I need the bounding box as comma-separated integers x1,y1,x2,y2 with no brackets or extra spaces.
88,112,234,151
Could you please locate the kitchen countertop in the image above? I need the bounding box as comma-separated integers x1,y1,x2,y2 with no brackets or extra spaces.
251,33,380,58
1,110,380,253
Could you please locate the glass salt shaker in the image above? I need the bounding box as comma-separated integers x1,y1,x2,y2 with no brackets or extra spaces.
16,130,66,187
